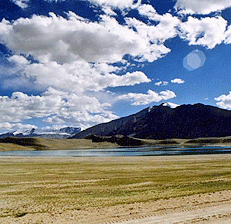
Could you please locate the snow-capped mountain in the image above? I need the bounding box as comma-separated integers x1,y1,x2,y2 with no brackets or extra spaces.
162,102,179,108
0,127,81,139
58,127,81,135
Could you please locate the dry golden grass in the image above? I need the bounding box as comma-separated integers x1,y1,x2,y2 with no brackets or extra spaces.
142,138,187,145
0,138,118,151
143,136,231,146
1,155,231,219
36,138,118,150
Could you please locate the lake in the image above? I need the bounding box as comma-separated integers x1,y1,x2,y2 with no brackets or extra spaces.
1,146,231,157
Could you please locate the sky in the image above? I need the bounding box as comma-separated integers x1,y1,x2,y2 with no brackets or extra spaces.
0,0,231,133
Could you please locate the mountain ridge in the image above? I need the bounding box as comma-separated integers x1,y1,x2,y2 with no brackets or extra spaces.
71,103,231,140
0,127,81,139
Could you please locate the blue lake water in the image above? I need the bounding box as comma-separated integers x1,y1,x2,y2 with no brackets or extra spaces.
1,146,231,157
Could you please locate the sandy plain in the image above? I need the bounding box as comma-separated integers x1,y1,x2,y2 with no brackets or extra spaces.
0,155,231,223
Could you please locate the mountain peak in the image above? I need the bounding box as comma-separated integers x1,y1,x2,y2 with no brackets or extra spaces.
160,102,179,108
161,103,171,108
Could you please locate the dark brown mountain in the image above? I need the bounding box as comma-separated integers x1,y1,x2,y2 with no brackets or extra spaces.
71,103,231,140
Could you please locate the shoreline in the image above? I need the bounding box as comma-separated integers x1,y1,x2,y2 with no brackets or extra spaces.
1,136,231,151
1,146,231,158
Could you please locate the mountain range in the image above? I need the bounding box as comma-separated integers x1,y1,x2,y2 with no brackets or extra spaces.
71,103,231,140
0,127,81,139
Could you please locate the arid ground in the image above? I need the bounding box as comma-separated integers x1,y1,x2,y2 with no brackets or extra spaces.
0,155,231,223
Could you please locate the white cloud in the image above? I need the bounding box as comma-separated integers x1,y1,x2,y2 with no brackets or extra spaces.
138,4,157,19
0,88,119,130
0,13,141,63
8,55,29,65
124,8,181,62
129,9,180,44
104,71,151,87
0,11,160,95
215,92,231,110
11,0,29,9
92,63,120,74
155,81,162,86
22,62,150,93
118,90,176,105
171,78,185,84
155,81,168,86
0,12,173,64
175,0,231,15
179,16,227,49
101,6,117,16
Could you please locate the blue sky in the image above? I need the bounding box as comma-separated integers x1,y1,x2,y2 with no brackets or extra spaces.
0,0,231,133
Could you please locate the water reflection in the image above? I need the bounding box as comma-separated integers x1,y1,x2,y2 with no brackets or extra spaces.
1,146,231,157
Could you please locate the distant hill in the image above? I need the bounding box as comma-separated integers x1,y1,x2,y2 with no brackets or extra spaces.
71,103,231,140
0,127,81,139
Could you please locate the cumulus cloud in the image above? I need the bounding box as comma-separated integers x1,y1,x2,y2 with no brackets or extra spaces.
138,4,157,18
8,55,29,65
0,10,166,95
124,6,182,62
0,13,141,63
118,90,176,105
171,78,185,84
21,62,150,93
0,88,119,130
155,81,168,86
0,12,174,64
175,0,231,15
179,16,227,49
215,92,231,110
130,6,180,44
